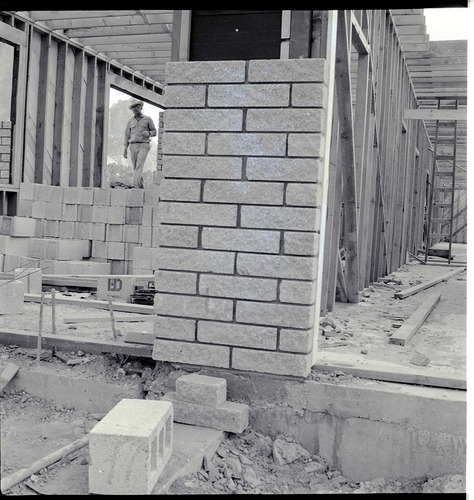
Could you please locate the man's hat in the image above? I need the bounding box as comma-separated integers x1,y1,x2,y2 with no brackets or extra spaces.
129,99,144,109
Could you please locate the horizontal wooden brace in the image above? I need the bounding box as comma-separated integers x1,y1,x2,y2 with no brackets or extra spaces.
404,108,467,121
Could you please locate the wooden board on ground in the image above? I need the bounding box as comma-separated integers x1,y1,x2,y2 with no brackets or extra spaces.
315,351,466,390
394,267,465,299
0,362,19,394
0,329,153,358
25,293,154,314
124,331,157,345
63,315,154,324
389,292,441,346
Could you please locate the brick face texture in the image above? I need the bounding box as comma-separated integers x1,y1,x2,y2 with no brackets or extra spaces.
154,59,328,377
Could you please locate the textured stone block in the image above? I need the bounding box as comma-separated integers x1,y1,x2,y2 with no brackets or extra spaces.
288,133,324,157
279,328,314,353
155,224,199,248
247,108,323,132
208,84,290,107
10,216,35,237
166,60,246,84
232,348,312,377
159,179,201,202
14,267,42,294
235,301,315,329
155,270,197,294
208,133,286,157
0,280,24,314
284,231,319,256
164,109,243,131
175,373,227,407
279,279,316,305
199,274,277,301
197,321,277,350
201,227,280,253
286,183,322,207
158,202,237,227
154,316,196,341
203,181,283,205
89,399,173,495
241,205,320,231
154,293,233,321
248,59,327,83
164,84,206,107
154,247,235,274
292,83,327,107
162,132,206,155
153,338,230,368
237,252,316,280
246,157,321,182
161,392,248,434
163,155,242,179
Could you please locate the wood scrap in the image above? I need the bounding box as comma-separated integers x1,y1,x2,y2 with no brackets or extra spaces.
124,331,156,345
0,435,89,493
389,292,441,346
0,362,19,394
51,289,57,335
394,267,465,299
63,315,152,324
36,292,45,365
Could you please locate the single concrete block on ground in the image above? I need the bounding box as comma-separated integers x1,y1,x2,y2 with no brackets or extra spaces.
89,398,173,495
175,373,227,407
14,267,42,294
161,391,249,434
0,280,25,314
97,275,136,303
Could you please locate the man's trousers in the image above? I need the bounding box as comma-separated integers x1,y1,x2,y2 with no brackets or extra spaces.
129,142,151,188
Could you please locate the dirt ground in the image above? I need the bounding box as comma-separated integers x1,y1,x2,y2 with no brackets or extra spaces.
0,243,468,494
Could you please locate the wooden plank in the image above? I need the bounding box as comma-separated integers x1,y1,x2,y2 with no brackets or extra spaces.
394,267,465,299
27,10,141,21
82,55,97,187
404,108,467,121
63,315,153,324
76,33,171,46
63,23,173,38
108,73,164,103
94,61,107,187
0,362,19,394
24,293,154,314
124,331,156,345
389,292,441,346
315,351,466,390
334,10,359,302
0,329,153,358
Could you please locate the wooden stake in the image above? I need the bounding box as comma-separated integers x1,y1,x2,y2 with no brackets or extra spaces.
108,297,118,341
51,288,56,335
36,292,45,365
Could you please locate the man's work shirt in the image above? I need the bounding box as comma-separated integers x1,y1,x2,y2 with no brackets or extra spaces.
124,114,157,147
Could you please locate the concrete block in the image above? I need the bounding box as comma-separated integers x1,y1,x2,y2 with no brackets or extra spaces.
92,241,108,259
97,275,136,302
126,188,145,207
203,180,283,205
78,205,93,222
279,328,314,353
106,224,124,242
2,254,22,272
75,221,92,240
14,267,42,294
154,293,233,321
91,223,106,241
34,218,43,237
58,221,76,239
110,260,127,275
2,235,29,255
175,373,227,407
162,132,206,155
125,242,139,260
0,280,24,314
107,205,126,224
288,133,324,157
154,224,198,248
241,205,320,231
247,108,323,132
125,207,142,225
201,227,280,253
154,248,235,274
164,84,206,107
164,109,243,131
246,157,321,182
155,270,197,294
93,188,111,206
89,399,173,495
248,59,327,83
158,202,237,227
207,132,286,156
163,155,242,179
197,321,277,350
140,226,152,247
235,300,315,329
231,348,312,377
10,217,36,237
0,253,3,272
286,183,322,207
165,60,246,84
292,83,327,107
43,219,59,238
44,202,63,220
142,205,153,226
208,84,289,107
158,179,201,202
199,274,277,301
153,338,230,368
0,216,12,235
92,206,108,223
110,188,128,207
63,186,80,204
237,253,316,280
78,187,94,205
19,182,35,200
284,231,319,256
133,246,154,270
154,316,196,341
107,242,126,260
161,392,248,434
16,199,33,217
279,279,316,305
124,225,140,243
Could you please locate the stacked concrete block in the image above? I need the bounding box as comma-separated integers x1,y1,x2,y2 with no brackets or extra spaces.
0,279,25,314
161,373,249,433
28,237,90,260
0,122,12,184
89,399,173,495
152,59,328,378
132,246,154,274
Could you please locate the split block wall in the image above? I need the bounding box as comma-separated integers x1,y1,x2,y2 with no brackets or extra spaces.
152,59,328,378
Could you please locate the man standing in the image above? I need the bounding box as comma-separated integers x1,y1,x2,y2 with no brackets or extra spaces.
123,99,157,188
